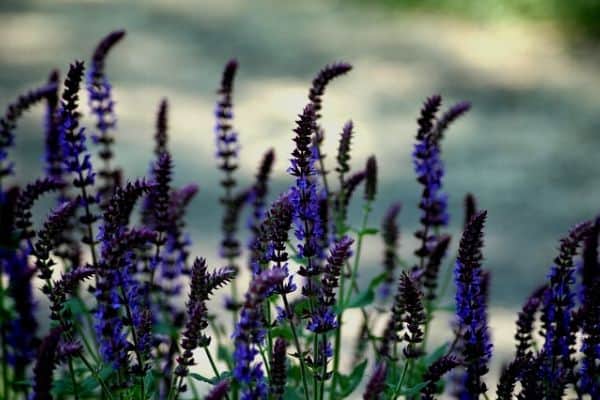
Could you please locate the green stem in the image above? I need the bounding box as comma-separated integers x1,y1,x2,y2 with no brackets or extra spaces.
117,286,145,398
392,361,411,400
67,357,80,400
281,294,310,400
313,335,318,400
78,354,114,400
344,202,372,304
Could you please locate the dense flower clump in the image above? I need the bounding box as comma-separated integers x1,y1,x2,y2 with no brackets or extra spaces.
0,30,599,400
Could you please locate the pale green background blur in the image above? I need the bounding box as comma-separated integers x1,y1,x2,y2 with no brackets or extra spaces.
2,0,600,389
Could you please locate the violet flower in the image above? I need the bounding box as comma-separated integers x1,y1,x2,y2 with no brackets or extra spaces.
454,210,492,398
413,95,447,262
289,104,323,297
233,267,287,399
541,221,591,388
87,30,126,205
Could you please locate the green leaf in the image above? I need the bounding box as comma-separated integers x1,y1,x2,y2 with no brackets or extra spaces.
270,325,294,341
189,373,215,384
398,381,430,396
144,370,157,397
336,359,368,397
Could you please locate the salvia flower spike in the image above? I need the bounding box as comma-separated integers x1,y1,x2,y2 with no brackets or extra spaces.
0,81,58,182
87,29,126,205
454,210,492,398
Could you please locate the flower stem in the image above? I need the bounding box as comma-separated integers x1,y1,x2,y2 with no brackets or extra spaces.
281,293,310,400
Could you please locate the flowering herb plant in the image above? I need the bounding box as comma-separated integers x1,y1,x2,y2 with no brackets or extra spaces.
0,30,598,400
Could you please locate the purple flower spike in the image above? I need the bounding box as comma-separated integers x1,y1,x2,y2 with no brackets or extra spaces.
308,62,352,119
87,29,126,205
233,268,287,399
454,210,491,399
0,81,58,181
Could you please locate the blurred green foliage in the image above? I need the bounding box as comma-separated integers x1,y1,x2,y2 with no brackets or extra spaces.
365,0,600,38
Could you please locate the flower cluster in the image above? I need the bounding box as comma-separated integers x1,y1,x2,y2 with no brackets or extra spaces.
2,30,600,400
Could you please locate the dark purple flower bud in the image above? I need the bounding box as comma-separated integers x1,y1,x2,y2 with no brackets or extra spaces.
335,120,354,181
417,94,441,140
269,338,288,399
463,193,477,229
178,259,233,380
220,189,250,265
422,234,451,302
420,355,460,400
154,98,169,155
15,178,63,240
496,357,526,400
250,194,294,276
32,326,63,400
205,380,230,400
50,267,95,323
33,200,78,282
580,216,599,301
363,362,387,400
379,271,426,359
453,210,492,398
87,30,126,206
379,202,402,300
434,100,471,142
100,179,153,243
364,155,377,202
150,152,173,233
335,170,365,223
399,271,426,358
308,62,352,119
321,236,354,307
515,285,546,358
247,148,275,257
0,82,58,180
215,59,239,192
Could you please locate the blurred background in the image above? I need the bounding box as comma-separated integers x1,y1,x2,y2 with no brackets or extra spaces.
2,0,600,393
